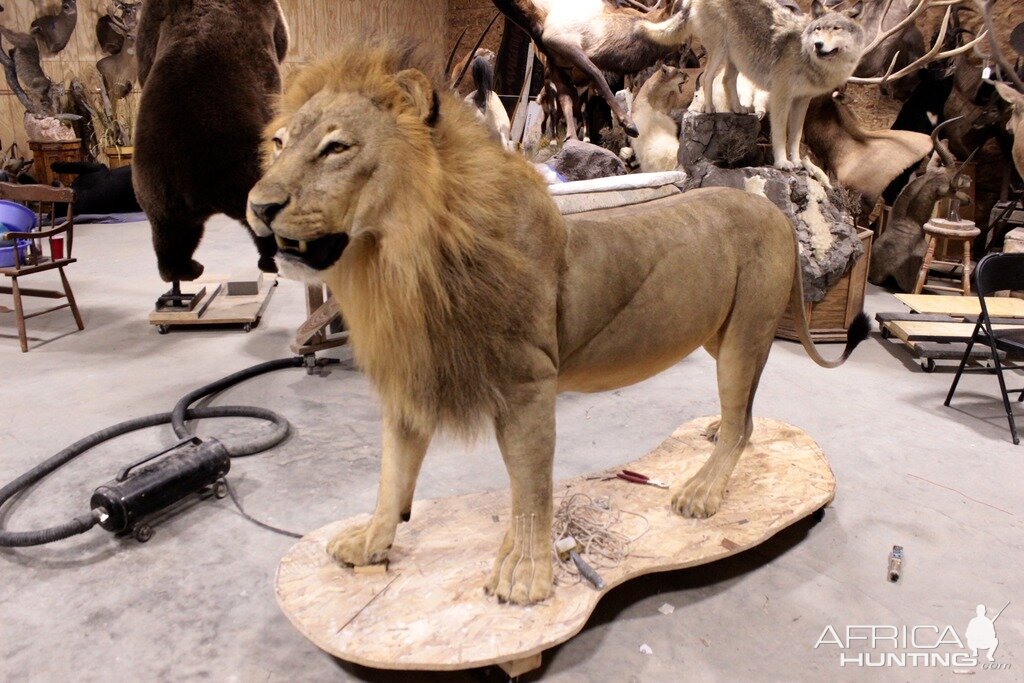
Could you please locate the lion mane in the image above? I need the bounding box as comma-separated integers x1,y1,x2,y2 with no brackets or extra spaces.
269,46,567,437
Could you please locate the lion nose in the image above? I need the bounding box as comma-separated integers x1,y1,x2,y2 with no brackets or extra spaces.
250,198,289,228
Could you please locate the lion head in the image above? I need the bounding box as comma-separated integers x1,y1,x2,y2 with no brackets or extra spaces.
247,46,449,282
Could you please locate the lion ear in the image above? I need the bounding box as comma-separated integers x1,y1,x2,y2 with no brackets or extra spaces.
393,68,441,128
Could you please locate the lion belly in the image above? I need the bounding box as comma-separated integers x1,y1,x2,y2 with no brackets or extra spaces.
555,188,794,393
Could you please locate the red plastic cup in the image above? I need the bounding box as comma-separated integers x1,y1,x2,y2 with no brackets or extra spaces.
50,236,64,260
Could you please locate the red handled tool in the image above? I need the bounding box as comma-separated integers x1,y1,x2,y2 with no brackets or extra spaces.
615,469,669,489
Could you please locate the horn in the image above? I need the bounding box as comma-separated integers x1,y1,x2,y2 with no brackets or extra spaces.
453,11,500,90
931,116,962,168
950,145,979,187
445,25,469,81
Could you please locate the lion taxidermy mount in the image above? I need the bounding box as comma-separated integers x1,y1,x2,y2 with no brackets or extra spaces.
248,45,869,605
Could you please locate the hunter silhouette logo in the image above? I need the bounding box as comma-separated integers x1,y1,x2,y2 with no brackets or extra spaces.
966,603,1009,662
814,601,1012,670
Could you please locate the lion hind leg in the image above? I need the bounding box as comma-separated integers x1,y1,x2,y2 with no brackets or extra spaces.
486,379,556,605
327,414,431,567
674,324,773,518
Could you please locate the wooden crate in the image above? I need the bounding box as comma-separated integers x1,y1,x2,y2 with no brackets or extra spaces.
28,139,82,186
776,227,873,343
104,145,133,169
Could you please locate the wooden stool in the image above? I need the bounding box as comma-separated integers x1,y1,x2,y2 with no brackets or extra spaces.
913,218,980,296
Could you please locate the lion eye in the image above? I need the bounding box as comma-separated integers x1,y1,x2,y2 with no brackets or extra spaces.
320,140,351,157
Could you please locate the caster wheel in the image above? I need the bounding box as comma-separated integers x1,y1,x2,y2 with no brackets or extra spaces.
242,323,252,333
214,479,228,499
133,524,153,543
811,507,826,523
156,325,169,335
880,326,891,339
921,358,936,373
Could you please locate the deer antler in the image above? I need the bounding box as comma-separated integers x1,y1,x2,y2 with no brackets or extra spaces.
848,1,989,84
979,0,1024,91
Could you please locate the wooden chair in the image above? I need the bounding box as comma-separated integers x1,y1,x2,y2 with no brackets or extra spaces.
0,183,83,352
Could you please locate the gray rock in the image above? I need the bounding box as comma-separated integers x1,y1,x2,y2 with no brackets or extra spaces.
546,139,627,182
678,111,763,169
683,160,863,302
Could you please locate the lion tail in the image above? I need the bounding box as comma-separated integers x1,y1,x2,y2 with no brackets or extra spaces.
788,256,870,369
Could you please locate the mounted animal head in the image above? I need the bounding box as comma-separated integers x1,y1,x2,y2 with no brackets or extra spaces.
980,0,1024,178
96,0,139,55
248,46,463,281
96,0,140,103
30,0,77,55
1,144,34,178
995,82,1024,177
806,0,865,67
643,64,696,114
924,117,974,210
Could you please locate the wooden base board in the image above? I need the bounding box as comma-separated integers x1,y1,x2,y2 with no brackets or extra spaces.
149,277,277,329
895,294,1024,318
276,417,835,674
886,320,1022,344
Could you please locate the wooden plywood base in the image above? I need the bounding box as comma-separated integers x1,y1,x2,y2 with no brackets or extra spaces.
886,320,1021,344
276,417,835,674
149,277,277,331
895,294,1024,318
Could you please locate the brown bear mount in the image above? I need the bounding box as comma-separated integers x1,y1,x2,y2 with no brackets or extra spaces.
133,0,289,283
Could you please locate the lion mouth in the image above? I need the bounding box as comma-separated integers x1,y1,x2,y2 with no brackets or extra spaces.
274,232,349,270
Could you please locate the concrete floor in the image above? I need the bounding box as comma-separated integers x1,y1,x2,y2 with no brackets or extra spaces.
1,217,1021,682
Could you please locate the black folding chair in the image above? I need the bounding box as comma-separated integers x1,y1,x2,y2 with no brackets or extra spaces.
944,253,1024,444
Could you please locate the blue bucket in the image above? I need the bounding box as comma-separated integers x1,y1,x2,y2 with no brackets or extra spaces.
0,200,36,235
0,240,29,268
0,200,35,248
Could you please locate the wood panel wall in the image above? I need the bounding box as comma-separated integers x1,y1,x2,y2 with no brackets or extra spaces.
0,0,448,154
0,0,118,154
279,0,448,77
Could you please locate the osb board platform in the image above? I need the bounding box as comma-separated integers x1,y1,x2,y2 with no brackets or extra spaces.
895,294,1024,318
149,278,277,327
887,320,1022,344
276,417,835,672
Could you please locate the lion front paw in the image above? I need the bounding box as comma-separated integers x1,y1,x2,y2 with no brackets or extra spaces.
671,473,727,519
484,518,553,605
326,523,392,567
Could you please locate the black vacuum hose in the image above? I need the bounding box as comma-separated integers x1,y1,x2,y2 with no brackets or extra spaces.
0,356,320,548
